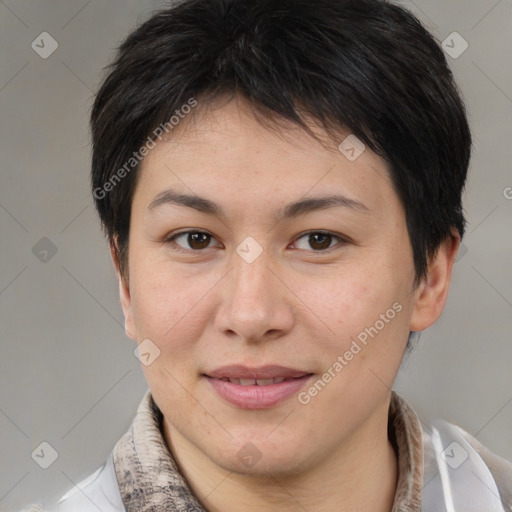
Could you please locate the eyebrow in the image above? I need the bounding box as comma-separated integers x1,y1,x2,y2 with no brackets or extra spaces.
147,188,370,220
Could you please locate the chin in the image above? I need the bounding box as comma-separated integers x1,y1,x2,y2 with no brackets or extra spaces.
208,439,311,478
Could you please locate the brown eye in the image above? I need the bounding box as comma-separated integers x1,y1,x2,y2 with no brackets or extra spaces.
168,231,216,251
293,231,344,251
187,232,212,249
308,233,333,250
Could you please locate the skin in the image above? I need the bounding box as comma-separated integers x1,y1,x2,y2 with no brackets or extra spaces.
112,94,460,512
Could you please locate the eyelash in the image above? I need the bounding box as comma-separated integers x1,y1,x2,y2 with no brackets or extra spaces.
164,230,349,254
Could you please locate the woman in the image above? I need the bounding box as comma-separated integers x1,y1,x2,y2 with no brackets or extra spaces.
23,0,512,510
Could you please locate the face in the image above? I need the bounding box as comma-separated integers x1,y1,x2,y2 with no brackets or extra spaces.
116,95,455,477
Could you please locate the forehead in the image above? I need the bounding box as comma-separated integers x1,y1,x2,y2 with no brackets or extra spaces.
152,94,353,159
134,95,400,220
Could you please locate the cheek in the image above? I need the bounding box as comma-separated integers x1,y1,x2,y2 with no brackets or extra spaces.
129,258,215,347
131,264,213,394
296,263,410,374
295,262,401,329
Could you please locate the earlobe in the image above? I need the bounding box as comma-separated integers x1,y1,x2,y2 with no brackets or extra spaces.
409,231,460,332
110,241,137,342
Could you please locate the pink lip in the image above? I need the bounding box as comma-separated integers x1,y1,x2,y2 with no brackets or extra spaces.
204,368,314,409
205,364,309,380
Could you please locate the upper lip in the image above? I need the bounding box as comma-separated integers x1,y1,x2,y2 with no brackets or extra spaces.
205,365,311,380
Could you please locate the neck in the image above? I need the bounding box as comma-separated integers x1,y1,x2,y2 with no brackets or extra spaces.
163,398,398,512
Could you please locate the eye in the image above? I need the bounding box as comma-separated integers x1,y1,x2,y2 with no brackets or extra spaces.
165,229,348,253
292,231,346,251
166,230,220,251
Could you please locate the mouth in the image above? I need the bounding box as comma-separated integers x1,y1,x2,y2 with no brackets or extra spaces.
204,364,311,381
214,376,308,386
203,365,314,409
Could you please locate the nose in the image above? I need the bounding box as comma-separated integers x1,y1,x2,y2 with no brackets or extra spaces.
214,250,295,344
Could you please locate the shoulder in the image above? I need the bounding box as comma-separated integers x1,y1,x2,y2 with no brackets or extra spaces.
458,425,512,509
32,453,126,512
422,418,512,511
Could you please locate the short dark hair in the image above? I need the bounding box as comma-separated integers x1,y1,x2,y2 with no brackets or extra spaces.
91,0,471,293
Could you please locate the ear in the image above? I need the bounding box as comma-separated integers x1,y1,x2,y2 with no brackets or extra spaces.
110,240,137,342
409,230,461,332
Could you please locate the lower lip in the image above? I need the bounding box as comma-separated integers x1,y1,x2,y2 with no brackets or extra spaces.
205,375,314,409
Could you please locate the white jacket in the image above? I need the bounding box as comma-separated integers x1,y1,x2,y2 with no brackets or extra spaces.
21,392,512,512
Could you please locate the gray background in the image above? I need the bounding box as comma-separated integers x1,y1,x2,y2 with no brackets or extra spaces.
0,0,511,509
